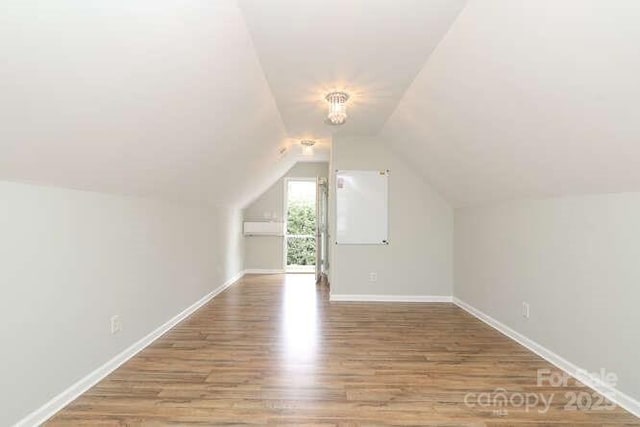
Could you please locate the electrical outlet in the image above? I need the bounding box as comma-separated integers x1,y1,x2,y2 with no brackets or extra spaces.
369,272,378,282
110,315,122,334
522,302,530,319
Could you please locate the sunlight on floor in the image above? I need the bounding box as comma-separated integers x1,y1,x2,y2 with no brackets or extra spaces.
280,274,319,384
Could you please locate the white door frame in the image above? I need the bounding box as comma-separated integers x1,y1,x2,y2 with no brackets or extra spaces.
283,177,318,272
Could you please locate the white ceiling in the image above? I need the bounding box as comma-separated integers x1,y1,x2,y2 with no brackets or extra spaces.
383,0,640,207
239,0,466,139
3,0,639,209
0,0,295,208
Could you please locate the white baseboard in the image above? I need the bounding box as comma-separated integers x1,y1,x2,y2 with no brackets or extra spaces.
330,294,452,303
14,270,246,427
452,297,640,419
244,269,285,274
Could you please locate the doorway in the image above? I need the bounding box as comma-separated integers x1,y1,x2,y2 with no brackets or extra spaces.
284,178,316,273
315,177,329,282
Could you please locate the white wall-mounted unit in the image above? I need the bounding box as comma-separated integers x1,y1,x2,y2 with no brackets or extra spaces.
243,221,284,236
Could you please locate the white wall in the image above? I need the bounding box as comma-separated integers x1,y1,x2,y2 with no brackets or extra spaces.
455,192,640,403
0,181,244,426
329,136,453,297
243,162,328,271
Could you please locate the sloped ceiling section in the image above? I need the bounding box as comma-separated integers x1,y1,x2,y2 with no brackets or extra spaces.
0,0,293,208
382,0,640,207
239,0,467,140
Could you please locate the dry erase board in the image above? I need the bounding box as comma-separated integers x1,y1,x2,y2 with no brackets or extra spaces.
336,170,389,244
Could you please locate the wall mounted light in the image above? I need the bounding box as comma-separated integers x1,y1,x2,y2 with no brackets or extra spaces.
325,91,349,125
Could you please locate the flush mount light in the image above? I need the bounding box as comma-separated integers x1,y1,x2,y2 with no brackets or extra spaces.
300,139,316,147
300,139,316,156
325,91,349,125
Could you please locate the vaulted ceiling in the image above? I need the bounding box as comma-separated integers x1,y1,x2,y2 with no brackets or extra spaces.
238,0,466,139
382,0,640,207
2,0,639,209
0,1,292,208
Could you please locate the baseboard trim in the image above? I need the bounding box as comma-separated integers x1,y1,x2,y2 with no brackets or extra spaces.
14,270,246,427
244,269,285,274
452,297,640,419
330,294,452,303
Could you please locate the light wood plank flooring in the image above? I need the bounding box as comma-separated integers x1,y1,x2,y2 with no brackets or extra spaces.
49,274,639,426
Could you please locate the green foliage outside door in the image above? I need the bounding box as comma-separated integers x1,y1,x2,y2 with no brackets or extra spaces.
286,200,316,266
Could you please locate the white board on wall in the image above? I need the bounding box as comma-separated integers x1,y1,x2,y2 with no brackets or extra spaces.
336,170,389,245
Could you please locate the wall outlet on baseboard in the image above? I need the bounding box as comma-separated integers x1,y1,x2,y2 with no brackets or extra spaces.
110,315,122,334
522,302,530,319
368,272,378,282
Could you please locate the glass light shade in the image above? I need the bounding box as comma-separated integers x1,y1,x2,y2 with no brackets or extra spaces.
300,139,316,156
325,92,349,125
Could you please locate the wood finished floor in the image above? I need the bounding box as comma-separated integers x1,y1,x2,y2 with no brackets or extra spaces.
49,274,639,426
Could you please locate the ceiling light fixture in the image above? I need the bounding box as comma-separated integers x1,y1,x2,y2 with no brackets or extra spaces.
300,139,316,156
325,91,349,125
